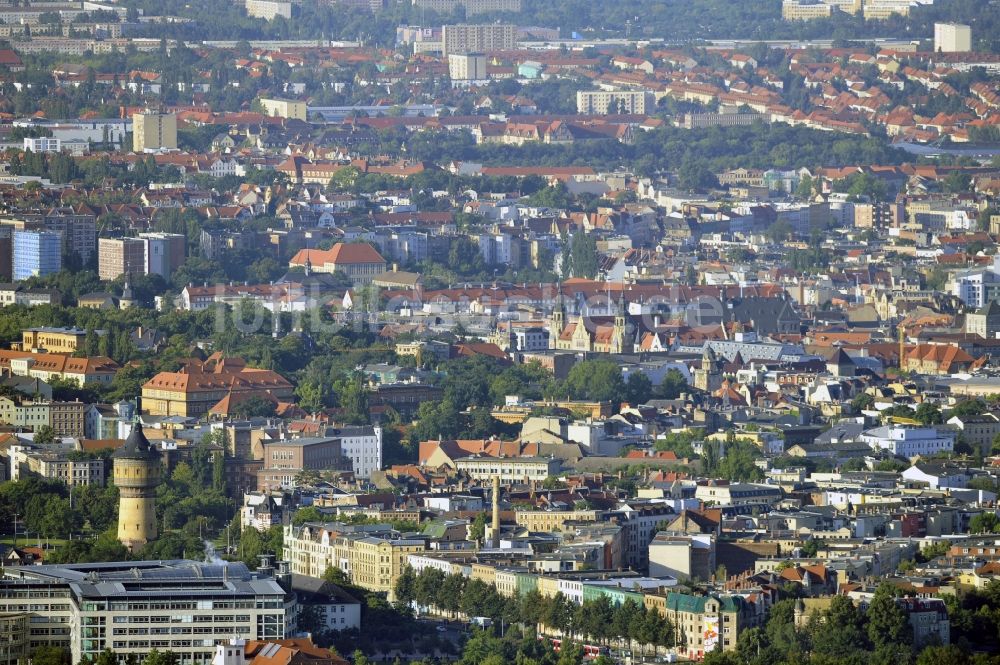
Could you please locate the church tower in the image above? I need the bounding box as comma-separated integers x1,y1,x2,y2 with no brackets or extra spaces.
611,293,627,354
694,344,723,392
549,290,565,349
114,424,161,550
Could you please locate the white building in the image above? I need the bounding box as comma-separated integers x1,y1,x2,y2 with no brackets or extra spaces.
648,533,715,581
448,52,487,81
935,22,971,52
860,425,955,458
576,90,648,115
334,425,383,478
245,0,292,20
289,574,361,632
1,560,286,664
23,137,61,153
950,264,1000,309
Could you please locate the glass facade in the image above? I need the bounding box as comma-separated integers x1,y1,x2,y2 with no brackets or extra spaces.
13,230,62,281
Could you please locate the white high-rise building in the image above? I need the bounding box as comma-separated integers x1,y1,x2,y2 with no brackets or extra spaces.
934,22,972,53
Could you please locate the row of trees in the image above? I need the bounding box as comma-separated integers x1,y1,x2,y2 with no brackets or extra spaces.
394,566,677,652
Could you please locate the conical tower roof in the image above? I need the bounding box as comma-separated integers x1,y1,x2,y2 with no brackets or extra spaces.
113,423,160,461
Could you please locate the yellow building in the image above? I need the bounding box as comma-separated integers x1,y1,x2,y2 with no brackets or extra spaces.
348,537,426,598
132,111,177,152
515,510,600,533
781,1,834,19
19,327,92,354
113,424,160,550
259,98,307,121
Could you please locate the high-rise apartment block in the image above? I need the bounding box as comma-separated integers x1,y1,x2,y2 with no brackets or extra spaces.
98,233,186,281
935,22,972,52
413,0,521,15
12,229,61,281
98,237,146,281
140,232,187,278
245,0,292,20
448,52,487,80
441,24,515,56
132,111,177,153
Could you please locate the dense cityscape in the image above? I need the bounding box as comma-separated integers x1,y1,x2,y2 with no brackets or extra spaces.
0,2,999,665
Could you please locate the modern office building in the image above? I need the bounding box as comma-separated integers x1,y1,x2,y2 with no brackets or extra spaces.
0,560,287,664
12,230,61,281
934,22,972,52
132,111,177,153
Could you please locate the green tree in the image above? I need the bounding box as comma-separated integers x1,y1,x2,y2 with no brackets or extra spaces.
970,512,1000,534
569,232,599,279
144,651,180,665
30,647,71,665
914,402,943,426
852,393,875,411
866,583,910,649
393,564,417,608
624,372,653,406
563,359,625,405
469,511,489,543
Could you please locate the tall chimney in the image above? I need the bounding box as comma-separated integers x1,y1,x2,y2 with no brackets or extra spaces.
491,475,501,549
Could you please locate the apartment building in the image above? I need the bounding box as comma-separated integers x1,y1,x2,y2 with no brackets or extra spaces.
515,509,600,533
350,537,427,596
257,437,348,489
448,52,487,81
1,561,286,665
781,1,834,19
33,208,97,264
98,237,147,281
331,425,383,478
935,22,972,53
413,0,521,15
0,398,87,438
10,445,106,486
139,232,186,278
283,523,427,598
132,111,177,152
453,455,559,482
0,351,120,386
576,90,648,115
644,592,758,658
860,425,955,458
245,0,292,19
12,230,61,281
441,24,516,56
258,98,307,121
